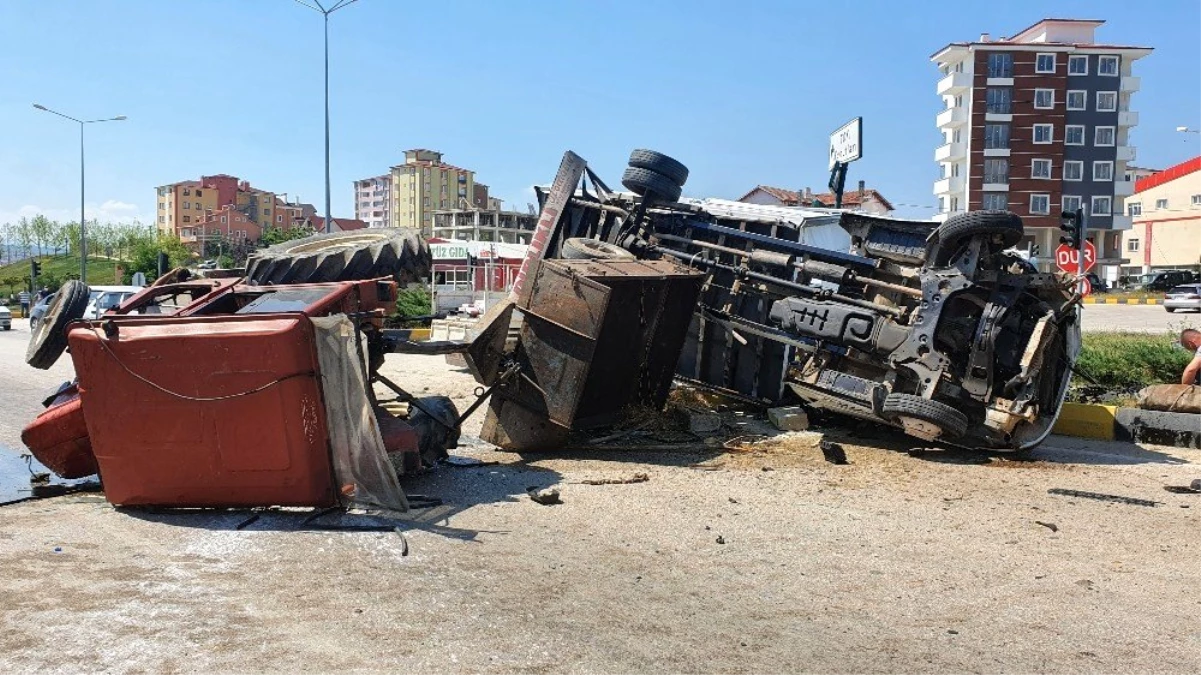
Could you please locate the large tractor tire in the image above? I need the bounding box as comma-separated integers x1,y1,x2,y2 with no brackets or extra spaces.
26,280,90,370
560,237,636,261
245,229,430,285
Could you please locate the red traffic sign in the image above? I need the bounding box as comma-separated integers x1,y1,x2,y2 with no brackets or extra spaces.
1055,241,1097,274
1077,276,1092,297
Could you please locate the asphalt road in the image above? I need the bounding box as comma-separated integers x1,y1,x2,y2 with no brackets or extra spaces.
1080,303,1197,334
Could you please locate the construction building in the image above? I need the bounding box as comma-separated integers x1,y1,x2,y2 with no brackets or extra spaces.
930,18,1152,281
431,206,538,244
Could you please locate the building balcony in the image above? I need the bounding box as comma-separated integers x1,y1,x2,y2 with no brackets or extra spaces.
983,148,1011,157
1120,76,1140,93
936,107,967,129
934,142,965,162
1118,111,1139,127
933,176,964,195
984,113,1012,123
936,71,971,95
1116,146,1136,162
1110,214,1133,230
1114,180,1135,196
982,183,1009,192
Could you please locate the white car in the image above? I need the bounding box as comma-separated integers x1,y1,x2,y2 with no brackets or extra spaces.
0,304,10,330
82,285,146,320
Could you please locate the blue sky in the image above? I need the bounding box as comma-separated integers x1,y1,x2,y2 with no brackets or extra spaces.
1,0,1197,224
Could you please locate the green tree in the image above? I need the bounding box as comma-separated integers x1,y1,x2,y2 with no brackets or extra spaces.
260,225,314,246
391,286,432,327
126,233,193,282
1,275,21,296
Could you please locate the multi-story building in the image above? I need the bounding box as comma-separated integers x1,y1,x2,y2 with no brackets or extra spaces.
737,184,895,215
431,207,537,244
157,174,277,237
1120,156,1201,276
354,174,391,228
931,18,1152,277
388,149,476,235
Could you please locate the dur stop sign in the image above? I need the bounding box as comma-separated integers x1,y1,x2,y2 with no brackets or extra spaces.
1054,241,1096,274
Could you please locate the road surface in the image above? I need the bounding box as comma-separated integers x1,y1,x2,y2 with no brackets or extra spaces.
0,318,1198,674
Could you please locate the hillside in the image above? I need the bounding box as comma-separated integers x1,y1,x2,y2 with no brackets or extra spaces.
0,255,130,295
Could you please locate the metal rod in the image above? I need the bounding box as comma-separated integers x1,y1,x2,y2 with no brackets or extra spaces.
323,12,331,233
454,363,519,426
373,373,459,432
80,121,86,283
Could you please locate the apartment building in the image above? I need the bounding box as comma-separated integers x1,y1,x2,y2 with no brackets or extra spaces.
431,207,537,244
156,174,278,238
389,149,476,235
1120,156,1201,275
354,174,391,228
930,18,1152,273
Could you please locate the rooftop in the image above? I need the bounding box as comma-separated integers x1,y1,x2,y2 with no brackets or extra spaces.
738,185,895,211
1134,156,1201,194
930,17,1153,60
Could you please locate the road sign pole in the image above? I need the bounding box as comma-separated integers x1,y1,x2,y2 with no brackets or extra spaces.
1077,205,1088,285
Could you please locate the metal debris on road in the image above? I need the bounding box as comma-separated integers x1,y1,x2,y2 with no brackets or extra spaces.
819,440,849,465
579,473,649,486
1048,488,1160,507
527,486,562,505
1034,520,1059,532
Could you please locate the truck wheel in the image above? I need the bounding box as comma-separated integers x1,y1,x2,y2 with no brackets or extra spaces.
621,167,682,204
245,229,430,285
881,393,969,439
561,237,636,261
936,210,1024,254
26,280,90,370
628,149,689,187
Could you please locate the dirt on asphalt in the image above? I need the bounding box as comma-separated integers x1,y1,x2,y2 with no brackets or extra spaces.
1,351,1199,674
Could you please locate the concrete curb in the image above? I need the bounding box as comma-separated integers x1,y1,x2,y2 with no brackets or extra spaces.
1053,402,1199,448
1082,297,1162,305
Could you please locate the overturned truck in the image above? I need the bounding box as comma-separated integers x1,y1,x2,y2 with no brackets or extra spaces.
470,150,1082,452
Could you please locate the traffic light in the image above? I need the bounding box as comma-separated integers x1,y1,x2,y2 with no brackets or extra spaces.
30,260,41,277
1059,209,1082,248
1030,243,1041,257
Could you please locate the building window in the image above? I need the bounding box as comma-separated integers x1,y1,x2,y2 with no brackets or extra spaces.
1063,195,1081,213
1192,194,1201,207
1066,90,1086,111
183,215,191,223
987,53,1013,78
1033,124,1053,144
220,216,227,224
1091,196,1112,216
1034,89,1055,109
1095,126,1116,146
983,159,1008,184
158,201,164,210
158,215,165,223
986,88,1012,114
1155,198,1168,210
1030,194,1050,215
1093,161,1114,181
183,202,190,210
1035,53,1056,73
195,189,203,197
183,189,191,196
938,196,945,213
984,124,1009,149
1065,125,1085,145
1128,202,1142,216
1031,158,1052,179
1064,160,1084,181
1098,55,1119,76
982,193,1008,210
1127,238,1140,252
1096,91,1117,112
277,215,283,223
1068,55,1088,75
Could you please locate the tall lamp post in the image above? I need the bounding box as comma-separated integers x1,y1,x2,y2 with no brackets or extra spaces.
32,104,126,283
293,0,359,233
1177,126,1201,135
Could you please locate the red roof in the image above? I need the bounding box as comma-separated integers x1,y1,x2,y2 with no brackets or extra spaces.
737,185,895,211
1134,156,1201,194
308,216,368,231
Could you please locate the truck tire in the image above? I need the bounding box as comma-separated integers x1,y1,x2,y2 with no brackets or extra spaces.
245,229,430,285
561,237,636,261
881,393,969,439
26,280,90,370
938,210,1024,250
621,167,682,204
628,149,689,187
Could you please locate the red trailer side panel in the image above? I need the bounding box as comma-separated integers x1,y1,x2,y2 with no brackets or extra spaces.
67,315,337,507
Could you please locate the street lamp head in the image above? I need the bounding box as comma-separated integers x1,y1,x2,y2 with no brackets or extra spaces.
1178,126,1191,132
32,103,47,111
113,115,128,121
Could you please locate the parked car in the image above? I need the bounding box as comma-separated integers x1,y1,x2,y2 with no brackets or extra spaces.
29,292,55,329
82,285,146,320
1130,270,1197,292
1164,284,1201,313
0,304,10,330
1085,273,1108,293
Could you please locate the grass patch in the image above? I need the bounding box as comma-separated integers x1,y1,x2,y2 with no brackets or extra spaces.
1076,332,1191,389
0,255,129,298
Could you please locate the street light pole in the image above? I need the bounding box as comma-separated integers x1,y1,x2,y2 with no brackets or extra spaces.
33,104,126,284
293,0,359,233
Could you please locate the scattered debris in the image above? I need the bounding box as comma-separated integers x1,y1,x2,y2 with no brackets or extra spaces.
1034,520,1059,533
587,420,653,446
443,456,501,468
580,473,649,486
1163,485,1201,495
1193,478,1201,491
728,497,739,504
767,406,810,432
761,466,774,472
688,412,723,435
1049,488,1159,507
527,486,562,505
715,535,726,545
723,435,767,452
819,440,849,465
